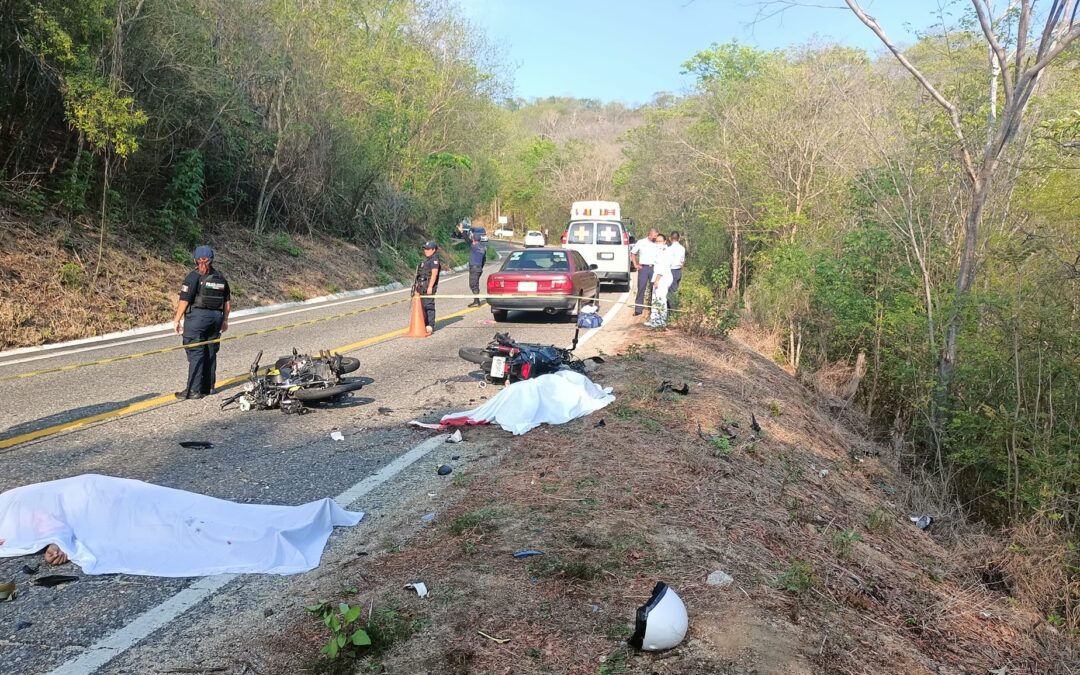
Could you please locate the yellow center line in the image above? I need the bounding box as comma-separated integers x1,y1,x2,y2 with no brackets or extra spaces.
0,304,482,451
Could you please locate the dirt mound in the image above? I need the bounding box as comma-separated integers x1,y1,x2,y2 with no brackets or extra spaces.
266,329,1075,674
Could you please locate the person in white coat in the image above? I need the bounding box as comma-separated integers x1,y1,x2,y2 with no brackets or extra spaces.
647,233,673,328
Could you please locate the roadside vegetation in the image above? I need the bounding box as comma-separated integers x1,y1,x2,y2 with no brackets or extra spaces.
2,0,1076,658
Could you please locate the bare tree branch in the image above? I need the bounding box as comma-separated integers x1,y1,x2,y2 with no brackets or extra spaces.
843,0,977,183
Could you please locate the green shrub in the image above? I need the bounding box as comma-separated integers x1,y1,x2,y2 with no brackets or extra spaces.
270,232,303,257
58,261,84,288
771,560,815,594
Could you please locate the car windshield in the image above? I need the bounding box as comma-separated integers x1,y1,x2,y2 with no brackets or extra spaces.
503,250,570,271
527,231,542,236
565,222,594,244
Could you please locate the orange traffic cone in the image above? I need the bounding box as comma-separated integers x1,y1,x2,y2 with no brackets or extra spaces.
406,295,429,338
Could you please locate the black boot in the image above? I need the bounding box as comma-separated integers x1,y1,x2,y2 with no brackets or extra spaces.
468,299,482,307
174,390,191,400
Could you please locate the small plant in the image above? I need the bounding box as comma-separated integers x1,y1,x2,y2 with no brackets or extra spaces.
1047,613,1065,627
290,288,305,302
598,648,631,674
771,560,815,594
576,476,600,489
366,605,425,655
830,529,863,559
449,507,499,535
305,600,371,660
270,231,303,257
613,404,635,420
171,247,191,264
58,261,84,288
451,472,473,488
711,434,732,456
768,400,783,417
526,554,605,581
624,342,656,361
325,283,342,294
866,506,893,533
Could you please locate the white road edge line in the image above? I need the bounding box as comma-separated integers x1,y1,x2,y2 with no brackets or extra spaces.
577,290,629,347
47,433,449,675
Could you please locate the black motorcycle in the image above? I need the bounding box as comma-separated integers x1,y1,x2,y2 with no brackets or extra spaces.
221,348,366,413
457,330,600,384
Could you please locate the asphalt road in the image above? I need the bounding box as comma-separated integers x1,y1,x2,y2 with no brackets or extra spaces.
0,240,630,673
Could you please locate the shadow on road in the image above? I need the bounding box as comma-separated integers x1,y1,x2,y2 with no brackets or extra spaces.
0,393,162,441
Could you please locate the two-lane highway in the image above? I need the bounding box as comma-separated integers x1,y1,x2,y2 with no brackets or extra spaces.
0,240,630,673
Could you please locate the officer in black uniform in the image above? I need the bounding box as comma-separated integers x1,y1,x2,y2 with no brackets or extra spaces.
174,245,231,399
414,241,441,334
467,232,486,307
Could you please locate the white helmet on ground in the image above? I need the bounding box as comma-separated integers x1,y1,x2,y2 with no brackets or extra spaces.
628,581,688,651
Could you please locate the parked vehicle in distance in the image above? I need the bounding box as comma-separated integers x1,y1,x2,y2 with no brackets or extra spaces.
472,226,488,242
486,248,599,322
523,230,546,247
561,201,631,290
493,227,514,237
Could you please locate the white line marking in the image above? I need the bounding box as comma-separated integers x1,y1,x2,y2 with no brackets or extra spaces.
47,434,448,675
577,291,629,347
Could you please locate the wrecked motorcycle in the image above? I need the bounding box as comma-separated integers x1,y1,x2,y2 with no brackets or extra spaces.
457,329,601,385
220,348,366,414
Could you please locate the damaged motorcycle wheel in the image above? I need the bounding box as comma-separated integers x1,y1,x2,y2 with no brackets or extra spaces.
458,347,493,371
290,379,366,402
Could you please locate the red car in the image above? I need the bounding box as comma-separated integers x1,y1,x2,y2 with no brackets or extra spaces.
486,248,599,322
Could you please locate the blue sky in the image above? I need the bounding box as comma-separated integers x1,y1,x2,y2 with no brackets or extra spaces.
458,0,962,104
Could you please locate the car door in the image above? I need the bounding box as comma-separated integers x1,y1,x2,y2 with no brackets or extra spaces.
571,251,597,298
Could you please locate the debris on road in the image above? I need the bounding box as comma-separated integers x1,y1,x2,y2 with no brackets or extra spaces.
629,581,688,652
657,380,690,395
421,512,436,524
404,582,429,598
750,413,762,434
477,630,511,644
512,550,544,559
31,575,79,588
437,464,453,476
595,419,605,428
447,429,463,443
330,431,344,441
909,515,933,530
0,580,15,601
178,441,214,449
706,570,734,587
21,564,39,575
377,407,394,415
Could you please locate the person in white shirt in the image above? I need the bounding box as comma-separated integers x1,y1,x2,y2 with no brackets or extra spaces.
668,231,686,294
647,233,673,328
629,228,659,316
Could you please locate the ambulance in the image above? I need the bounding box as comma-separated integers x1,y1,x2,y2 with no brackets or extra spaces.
561,200,632,290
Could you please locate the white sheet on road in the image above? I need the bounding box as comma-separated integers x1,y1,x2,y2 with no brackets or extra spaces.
440,370,615,435
0,474,363,576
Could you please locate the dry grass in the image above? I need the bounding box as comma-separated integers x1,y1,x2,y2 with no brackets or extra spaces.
265,329,1077,674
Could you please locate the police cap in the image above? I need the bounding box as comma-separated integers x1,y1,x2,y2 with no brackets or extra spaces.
422,241,438,250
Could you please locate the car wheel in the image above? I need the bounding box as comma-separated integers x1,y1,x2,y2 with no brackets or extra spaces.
492,309,509,322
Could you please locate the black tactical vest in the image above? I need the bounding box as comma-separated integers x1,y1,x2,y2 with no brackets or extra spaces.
191,270,228,310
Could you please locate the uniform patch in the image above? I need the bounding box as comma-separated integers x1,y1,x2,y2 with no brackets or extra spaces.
181,285,190,293
204,282,225,289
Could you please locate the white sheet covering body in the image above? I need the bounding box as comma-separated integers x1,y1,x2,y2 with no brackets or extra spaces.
0,474,363,576
441,370,614,435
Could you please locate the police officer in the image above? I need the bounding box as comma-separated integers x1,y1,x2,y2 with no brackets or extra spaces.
173,245,231,399
467,232,486,307
414,241,441,334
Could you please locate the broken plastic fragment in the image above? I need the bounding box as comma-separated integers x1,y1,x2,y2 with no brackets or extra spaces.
0,581,15,602
421,512,436,524
330,431,344,441
404,582,429,598
629,582,688,652
512,550,544,559
31,575,78,588
447,429,463,443
908,515,933,530
178,441,214,449
437,464,453,476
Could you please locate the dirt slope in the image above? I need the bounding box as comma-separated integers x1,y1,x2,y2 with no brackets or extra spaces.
0,209,470,350
262,327,1076,674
